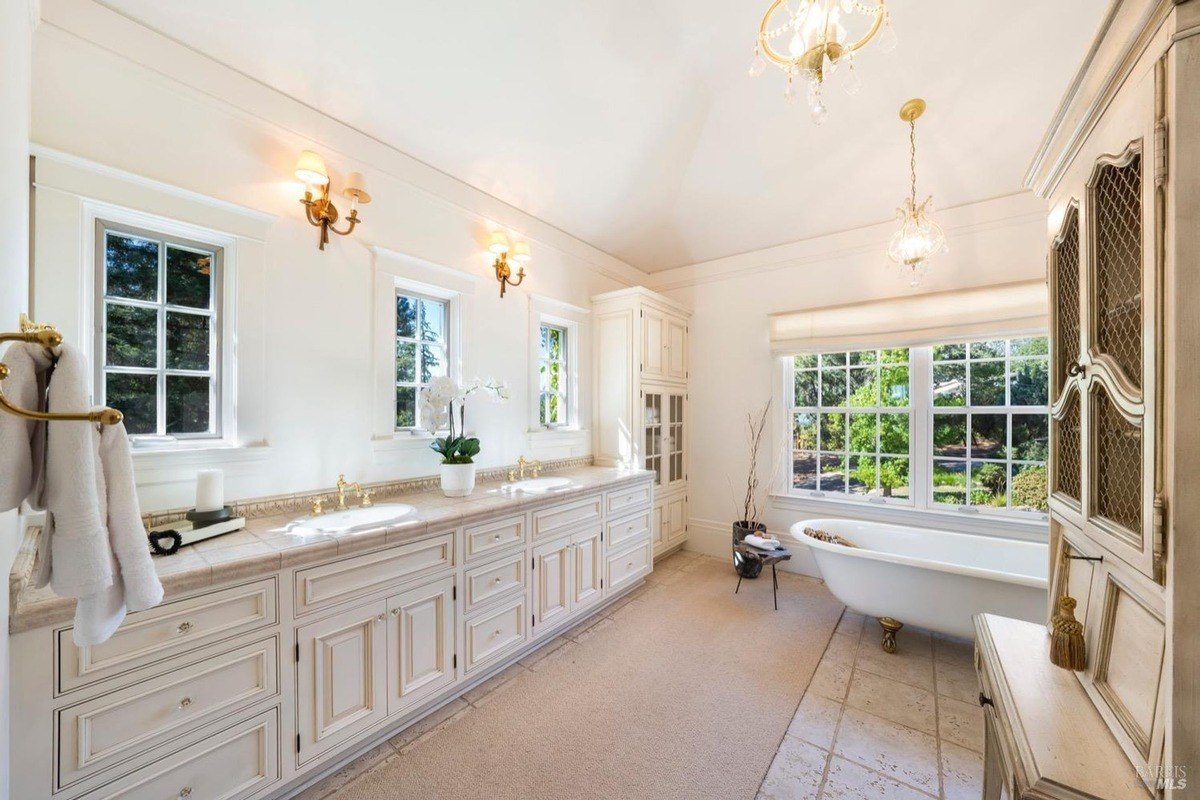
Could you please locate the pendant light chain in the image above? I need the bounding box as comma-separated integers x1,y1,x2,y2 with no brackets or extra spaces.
909,118,918,208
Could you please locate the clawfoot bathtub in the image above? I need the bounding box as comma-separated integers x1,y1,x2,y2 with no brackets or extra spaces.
793,518,1047,650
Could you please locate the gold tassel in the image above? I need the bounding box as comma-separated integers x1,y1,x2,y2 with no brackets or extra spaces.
1049,595,1087,671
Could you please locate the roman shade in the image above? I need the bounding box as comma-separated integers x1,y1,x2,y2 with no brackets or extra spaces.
769,279,1048,355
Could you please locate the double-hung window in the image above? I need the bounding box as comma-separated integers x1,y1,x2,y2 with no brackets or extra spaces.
97,222,222,440
785,336,1049,518
394,291,450,430
538,323,569,427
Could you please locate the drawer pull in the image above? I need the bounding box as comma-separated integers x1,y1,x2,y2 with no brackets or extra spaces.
978,692,994,708
376,613,386,623
176,621,193,635
178,697,193,710
494,577,504,584
492,629,502,638
493,534,502,541
391,607,401,616
627,561,634,568
179,788,193,799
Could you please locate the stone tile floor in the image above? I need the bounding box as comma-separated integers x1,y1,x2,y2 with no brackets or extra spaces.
757,609,984,800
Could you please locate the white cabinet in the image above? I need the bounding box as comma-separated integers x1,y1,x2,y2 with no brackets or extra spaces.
533,526,606,635
296,601,388,762
298,574,456,760
594,286,690,559
386,575,456,715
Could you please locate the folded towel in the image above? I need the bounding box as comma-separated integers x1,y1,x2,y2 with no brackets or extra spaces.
745,534,782,550
0,343,51,512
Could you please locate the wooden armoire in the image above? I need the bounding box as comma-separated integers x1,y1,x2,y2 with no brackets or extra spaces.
975,1,1199,797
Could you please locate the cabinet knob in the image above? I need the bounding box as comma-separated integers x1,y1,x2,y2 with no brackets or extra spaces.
178,697,192,710
177,621,193,634
178,789,192,799
391,607,401,616
627,561,634,568
1066,361,1085,377
494,577,503,584
376,613,386,623
492,629,502,638
494,533,502,541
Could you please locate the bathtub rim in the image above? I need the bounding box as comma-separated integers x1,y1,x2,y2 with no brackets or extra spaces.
790,518,1049,590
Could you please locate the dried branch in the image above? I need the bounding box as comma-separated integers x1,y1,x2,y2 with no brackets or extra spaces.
739,400,772,525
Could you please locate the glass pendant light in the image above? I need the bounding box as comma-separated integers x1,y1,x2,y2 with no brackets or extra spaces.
887,98,946,287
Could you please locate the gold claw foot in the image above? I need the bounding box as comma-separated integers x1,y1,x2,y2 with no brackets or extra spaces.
878,617,903,654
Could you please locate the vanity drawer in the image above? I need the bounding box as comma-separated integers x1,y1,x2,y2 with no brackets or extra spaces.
533,495,603,540
607,540,652,594
57,637,279,790
294,532,454,616
607,508,651,550
463,594,527,674
94,708,279,800
464,514,527,563
463,552,526,615
58,578,278,694
606,483,652,516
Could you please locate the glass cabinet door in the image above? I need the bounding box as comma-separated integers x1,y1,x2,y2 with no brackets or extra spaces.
644,392,663,485
667,393,685,486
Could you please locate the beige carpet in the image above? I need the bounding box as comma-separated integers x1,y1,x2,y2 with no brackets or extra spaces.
336,554,843,800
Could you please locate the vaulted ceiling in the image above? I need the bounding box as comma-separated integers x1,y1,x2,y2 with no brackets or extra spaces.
97,0,1107,271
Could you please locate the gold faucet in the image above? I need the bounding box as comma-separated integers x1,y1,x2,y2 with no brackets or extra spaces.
310,496,326,516
354,483,374,507
513,456,542,481
335,474,351,510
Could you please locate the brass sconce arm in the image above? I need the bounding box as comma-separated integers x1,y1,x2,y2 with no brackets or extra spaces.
294,152,370,251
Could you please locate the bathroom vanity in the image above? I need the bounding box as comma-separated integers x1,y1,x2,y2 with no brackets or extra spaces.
6,466,654,800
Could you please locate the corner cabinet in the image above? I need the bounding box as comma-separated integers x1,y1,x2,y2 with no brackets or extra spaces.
990,2,1200,797
593,287,691,558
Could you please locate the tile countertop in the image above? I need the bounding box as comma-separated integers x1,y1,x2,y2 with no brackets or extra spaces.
8,466,654,634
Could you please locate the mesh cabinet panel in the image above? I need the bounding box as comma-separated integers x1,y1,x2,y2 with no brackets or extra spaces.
1093,385,1142,537
1091,154,1143,389
1053,207,1081,396
1055,389,1082,504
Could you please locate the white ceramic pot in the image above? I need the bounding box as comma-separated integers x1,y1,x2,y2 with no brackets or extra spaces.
440,462,476,497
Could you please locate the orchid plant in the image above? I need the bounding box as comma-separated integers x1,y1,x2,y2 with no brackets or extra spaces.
419,376,510,464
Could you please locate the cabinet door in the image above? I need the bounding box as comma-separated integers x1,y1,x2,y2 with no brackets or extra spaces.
666,316,687,381
533,537,572,634
642,308,665,380
666,494,687,547
386,575,456,716
296,601,387,762
664,391,686,490
643,391,665,487
571,528,604,612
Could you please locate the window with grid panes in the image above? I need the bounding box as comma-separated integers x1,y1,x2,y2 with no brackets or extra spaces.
395,292,450,430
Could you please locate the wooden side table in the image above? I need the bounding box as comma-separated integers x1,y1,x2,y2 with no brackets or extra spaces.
733,543,792,610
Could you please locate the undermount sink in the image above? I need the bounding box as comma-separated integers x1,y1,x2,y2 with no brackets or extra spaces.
286,503,416,535
499,476,576,494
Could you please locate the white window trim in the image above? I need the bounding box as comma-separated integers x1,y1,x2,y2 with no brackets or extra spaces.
82,200,240,453
371,248,469,460
774,340,1051,534
526,294,589,441
393,288,454,433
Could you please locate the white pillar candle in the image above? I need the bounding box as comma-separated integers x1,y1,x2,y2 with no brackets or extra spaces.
195,469,225,513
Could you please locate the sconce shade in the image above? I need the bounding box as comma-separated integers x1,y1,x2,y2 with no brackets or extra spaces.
511,241,532,263
294,150,330,185
488,230,511,255
341,172,372,204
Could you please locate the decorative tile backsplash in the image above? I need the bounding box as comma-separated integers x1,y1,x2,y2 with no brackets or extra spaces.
141,455,595,528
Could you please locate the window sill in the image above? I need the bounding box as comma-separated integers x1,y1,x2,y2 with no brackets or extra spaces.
769,492,1049,542
527,427,589,448
131,442,270,485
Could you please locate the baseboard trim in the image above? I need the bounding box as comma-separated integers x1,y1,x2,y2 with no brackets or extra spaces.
684,518,821,579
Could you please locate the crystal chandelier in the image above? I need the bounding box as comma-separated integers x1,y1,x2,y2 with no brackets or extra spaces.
887,98,946,287
748,0,895,124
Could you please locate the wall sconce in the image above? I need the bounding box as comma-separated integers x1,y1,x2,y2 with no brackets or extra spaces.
295,150,372,250
488,230,531,298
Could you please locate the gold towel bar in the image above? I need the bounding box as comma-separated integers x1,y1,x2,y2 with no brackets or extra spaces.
0,314,123,425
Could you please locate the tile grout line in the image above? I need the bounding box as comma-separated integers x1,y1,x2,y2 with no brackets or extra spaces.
812,612,860,799
930,635,947,800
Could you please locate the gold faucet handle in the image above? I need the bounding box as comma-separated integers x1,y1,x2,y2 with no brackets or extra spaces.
359,487,374,507
507,469,517,482
531,463,542,478
310,497,326,516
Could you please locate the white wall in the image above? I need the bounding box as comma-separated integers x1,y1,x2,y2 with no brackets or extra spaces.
29,0,648,511
0,1,33,796
650,192,1050,575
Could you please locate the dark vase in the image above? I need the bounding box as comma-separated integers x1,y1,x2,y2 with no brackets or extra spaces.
732,520,767,578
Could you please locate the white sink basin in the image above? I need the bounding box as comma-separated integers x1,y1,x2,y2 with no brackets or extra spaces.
286,503,416,535
499,477,576,495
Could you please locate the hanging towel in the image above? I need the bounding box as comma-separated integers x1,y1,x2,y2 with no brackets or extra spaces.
0,343,51,512
31,343,162,645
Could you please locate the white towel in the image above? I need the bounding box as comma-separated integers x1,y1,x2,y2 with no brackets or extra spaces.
30,343,162,645
745,533,782,550
0,343,51,512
